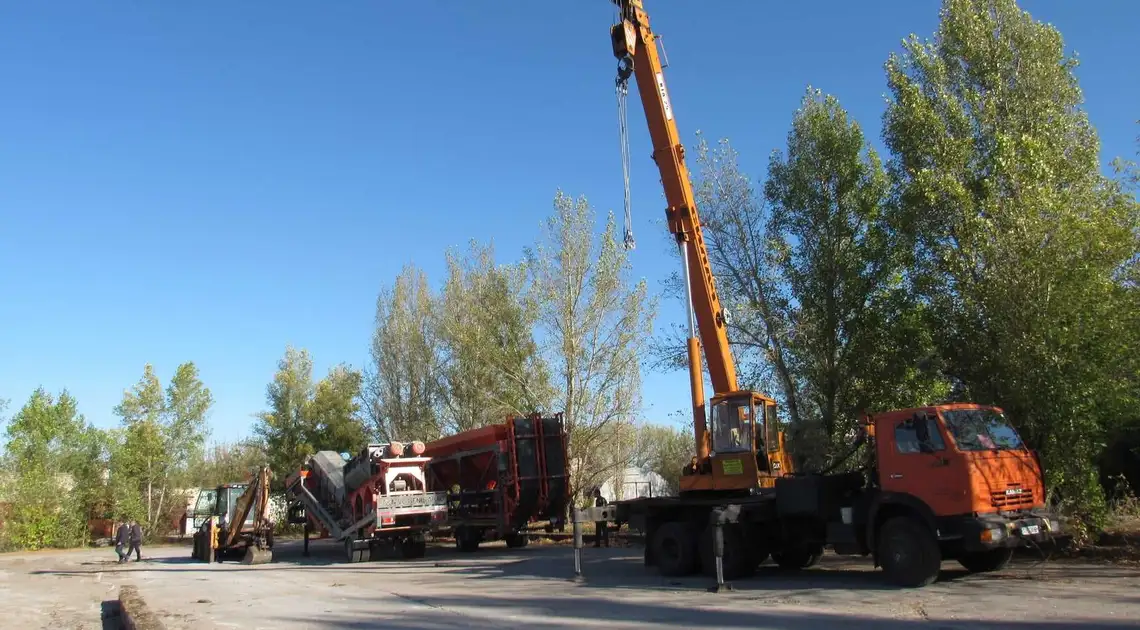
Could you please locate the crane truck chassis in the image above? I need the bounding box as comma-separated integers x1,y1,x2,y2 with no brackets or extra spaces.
582,404,1063,588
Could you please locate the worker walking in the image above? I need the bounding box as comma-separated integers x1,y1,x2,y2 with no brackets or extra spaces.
593,488,609,548
114,518,130,563
128,519,143,562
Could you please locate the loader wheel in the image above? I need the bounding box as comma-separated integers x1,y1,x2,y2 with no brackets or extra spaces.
698,523,755,580
772,544,823,570
878,516,941,588
958,547,1013,574
504,532,529,549
651,521,698,577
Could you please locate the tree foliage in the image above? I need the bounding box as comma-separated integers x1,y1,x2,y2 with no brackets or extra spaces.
435,240,552,434
883,0,1140,527
0,388,109,550
524,191,657,500
764,89,949,466
365,265,445,442
111,362,214,531
253,346,369,487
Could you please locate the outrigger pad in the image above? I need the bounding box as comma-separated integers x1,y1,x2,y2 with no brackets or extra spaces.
241,547,273,565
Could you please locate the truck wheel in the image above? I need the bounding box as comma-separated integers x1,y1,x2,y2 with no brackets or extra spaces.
772,544,823,570
878,516,941,588
651,521,698,577
344,539,367,563
455,527,481,552
698,523,755,580
958,547,1013,574
400,536,427,559
505,533,529,549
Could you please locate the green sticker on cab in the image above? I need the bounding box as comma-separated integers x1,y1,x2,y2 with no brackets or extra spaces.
721,459,743,475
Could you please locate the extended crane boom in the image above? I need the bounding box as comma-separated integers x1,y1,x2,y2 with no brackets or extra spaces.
610,0,792,492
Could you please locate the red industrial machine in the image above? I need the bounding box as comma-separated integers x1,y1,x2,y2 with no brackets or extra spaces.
285,442,449,563
423,413,570,551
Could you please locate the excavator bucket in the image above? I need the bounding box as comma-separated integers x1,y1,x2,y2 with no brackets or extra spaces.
241,546,273,565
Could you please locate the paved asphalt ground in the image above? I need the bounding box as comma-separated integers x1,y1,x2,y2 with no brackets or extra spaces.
2,538,1139,629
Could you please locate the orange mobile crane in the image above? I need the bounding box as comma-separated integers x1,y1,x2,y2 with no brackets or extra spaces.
594,0,1063,588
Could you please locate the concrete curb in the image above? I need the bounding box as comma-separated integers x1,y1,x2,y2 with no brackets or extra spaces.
118,585,166,630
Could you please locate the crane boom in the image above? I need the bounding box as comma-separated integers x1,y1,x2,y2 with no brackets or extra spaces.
611,0,792,490
612,1,738,399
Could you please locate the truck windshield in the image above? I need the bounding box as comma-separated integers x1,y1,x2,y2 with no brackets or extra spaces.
941,408,1024,451
710,398,753,454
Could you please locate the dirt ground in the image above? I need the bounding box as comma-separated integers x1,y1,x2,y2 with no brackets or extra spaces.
2,538,1139,630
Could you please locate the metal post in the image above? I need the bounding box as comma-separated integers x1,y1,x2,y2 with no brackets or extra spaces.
571,509,585,582
709,508,733,593
303,522,310,557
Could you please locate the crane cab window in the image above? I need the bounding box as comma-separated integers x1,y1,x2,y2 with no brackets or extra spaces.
894,415,946,454
711,398,753,454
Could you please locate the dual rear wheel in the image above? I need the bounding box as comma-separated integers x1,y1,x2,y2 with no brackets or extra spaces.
649,520,823,580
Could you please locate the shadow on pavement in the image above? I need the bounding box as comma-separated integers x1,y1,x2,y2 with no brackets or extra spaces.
269,592,1140,630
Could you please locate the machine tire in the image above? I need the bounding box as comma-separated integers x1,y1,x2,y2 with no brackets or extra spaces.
958,547,1013,574
698,523,755,580
400,535,427,559
772,544,824,570
504,532,529,549
651,521,699,577
455,527,481,553
344,538,367,563
878,516,941,588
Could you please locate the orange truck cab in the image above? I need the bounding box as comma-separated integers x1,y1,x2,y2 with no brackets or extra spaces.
853,403,1061,585
771,403,1063,587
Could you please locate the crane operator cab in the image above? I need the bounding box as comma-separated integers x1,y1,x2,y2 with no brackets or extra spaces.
680,391,793,495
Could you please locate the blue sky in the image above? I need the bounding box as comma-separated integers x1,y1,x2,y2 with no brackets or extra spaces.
1,1,1136,447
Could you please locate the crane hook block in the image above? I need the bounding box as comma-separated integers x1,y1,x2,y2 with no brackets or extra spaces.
616,56,634,84
611,21,636,59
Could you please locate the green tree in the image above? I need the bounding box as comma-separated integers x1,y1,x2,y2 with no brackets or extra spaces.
435,239,552,434
764,88,949,467
525,191,657,501
364,265,444,442
0,388,108,550
187,439,268,488
308,364,369,454
882,0,1140,528
252,346,319,486
112,362,214,531
253,347,371,487
633,419,692,497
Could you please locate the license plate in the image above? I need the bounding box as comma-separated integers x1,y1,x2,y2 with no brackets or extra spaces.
1020,524,1040,536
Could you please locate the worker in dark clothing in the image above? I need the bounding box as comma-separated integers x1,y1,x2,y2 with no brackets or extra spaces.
114,518,130,563
593,488,609,548
128,520,143,561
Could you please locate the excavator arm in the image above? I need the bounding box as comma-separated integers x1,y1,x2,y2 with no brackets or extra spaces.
223,466,275,564
610,0,792,489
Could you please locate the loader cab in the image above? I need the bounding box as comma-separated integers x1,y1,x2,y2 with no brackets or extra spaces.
867,403,1045,518
197,483,256,530
680,390,793,495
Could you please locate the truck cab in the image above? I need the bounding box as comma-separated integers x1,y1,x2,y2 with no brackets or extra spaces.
860,403,1063,585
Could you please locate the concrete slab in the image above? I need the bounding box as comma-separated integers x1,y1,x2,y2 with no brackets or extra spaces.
3,539,1139,629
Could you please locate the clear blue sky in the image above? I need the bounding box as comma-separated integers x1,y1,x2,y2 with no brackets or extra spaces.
1,1,1136,446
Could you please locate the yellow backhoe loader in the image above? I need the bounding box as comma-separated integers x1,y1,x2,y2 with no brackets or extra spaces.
190,466,275,564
